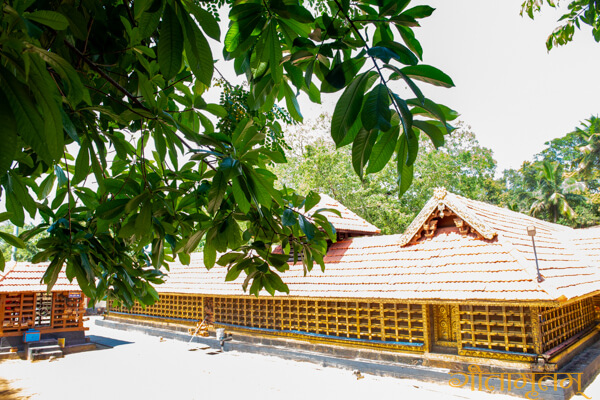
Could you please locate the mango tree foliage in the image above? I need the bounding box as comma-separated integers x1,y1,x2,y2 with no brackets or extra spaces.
0,0,455,307
521,0,600,50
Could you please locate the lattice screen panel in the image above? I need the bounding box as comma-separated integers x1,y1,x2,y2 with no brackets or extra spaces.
112,294,425,346
539,297,595,352
111,294,204,321
52,293,84,330
459,305,535,354
1,293,35,333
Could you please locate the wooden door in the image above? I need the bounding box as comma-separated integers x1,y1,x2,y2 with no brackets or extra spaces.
432,304,459,347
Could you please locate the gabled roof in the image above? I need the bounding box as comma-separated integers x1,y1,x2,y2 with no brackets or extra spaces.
158,188,600,303
311,194,380,235
0,262,80,293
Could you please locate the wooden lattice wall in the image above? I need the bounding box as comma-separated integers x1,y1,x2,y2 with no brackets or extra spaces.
1,291,85,336
539,297,595,353
458,305,535,354
110,294,425,348
110,294,598,359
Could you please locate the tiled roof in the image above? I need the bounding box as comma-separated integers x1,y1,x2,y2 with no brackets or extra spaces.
311,194,380,235
0,262,80,293
158,189,600,303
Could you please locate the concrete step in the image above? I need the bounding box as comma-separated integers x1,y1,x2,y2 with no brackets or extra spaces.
28,339,58,348
32,350,63,361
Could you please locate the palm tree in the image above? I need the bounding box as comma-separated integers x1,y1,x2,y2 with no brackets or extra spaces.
576,116,600,178
529,161,586,223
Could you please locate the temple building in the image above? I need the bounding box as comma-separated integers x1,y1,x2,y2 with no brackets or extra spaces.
107,189,600,371
0,262,87,349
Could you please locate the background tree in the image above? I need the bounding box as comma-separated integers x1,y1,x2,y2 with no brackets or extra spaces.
499,115,600,227
528,161,585,222
273,118,499,234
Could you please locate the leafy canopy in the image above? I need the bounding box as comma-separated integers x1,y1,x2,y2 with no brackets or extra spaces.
521,0,600,50
0,0,455,306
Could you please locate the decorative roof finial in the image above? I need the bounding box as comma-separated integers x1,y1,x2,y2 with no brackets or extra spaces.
433,187,447,200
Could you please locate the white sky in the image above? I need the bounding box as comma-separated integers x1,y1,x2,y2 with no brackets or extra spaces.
415,0,600,171
213,0,600,173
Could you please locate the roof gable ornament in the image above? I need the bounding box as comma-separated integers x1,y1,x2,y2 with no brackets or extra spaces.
399,187,497,246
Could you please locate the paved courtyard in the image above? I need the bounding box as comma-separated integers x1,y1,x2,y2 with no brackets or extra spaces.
0,318,598,400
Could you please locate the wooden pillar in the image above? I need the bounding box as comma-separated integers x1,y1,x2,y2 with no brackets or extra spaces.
0,294,4,335
530,306,543,355
453,304,462,350
379,302,386,342
422,304,431,352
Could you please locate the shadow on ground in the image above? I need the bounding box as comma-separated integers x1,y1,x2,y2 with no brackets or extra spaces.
0,378,28,400
88,335,133,349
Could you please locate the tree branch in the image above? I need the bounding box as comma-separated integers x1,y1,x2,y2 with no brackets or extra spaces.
64,40,150,111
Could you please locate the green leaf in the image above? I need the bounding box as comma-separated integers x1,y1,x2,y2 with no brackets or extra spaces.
352,127,378,179
151,238,165,268
0,252,4,272
370,41,418,66
413,120,445,148
38,174,56,200
27,56,64,163
283,81,302,122
203,242,217,269
0,213,13,223
97,199,129,220
305,191,321,212
361,84,392,132
0,232,26,248
24,10,69,30
125,191,151,213
181,11,214,86
72,142,90,186
391,93,413,138
367,125,400,174
400,65,454,88
396,25,423,60
0,66,53,165
158,4,183,80
406,98,447,124
218,252,244,266
137,72,157,109
207,170,227,213
232,176,251,214
225,265,243,282
266,273,289,294
268,21,283,83
331,71,376,145
298,214,315,240
397,134,414,197
402,5,435,19
385,65,424,105
10,172,37,217
184,0,221,40
183,229,206,254
29,47,88,105
135,201,152,238
54,165,68,188
0,92,18,177
282,208,297,226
